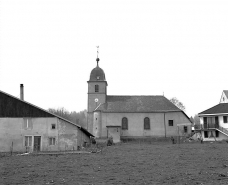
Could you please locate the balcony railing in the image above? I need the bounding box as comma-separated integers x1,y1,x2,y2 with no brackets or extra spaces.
194,123,219,130
194,124,228,136
218,126,228,136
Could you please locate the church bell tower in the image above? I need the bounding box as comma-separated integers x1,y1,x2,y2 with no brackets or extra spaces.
87,49,107,134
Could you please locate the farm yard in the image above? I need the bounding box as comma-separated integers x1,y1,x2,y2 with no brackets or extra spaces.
1,141,228,185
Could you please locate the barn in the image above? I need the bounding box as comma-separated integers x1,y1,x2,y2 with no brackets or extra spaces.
0,85,93,153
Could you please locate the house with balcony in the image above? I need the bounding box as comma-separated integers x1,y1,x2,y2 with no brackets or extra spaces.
196,103,228,141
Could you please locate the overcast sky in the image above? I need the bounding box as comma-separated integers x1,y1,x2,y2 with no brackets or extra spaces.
0,0,228,117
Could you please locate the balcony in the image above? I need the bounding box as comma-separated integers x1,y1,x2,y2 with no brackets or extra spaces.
194,123,219,130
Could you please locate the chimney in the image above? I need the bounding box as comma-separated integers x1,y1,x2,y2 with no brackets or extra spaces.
20,84,24,100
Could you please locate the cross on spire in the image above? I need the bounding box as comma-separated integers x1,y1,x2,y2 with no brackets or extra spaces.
96,46,99,66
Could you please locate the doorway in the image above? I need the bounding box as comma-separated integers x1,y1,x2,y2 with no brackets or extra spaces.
33,136,41,152
106,126,121,143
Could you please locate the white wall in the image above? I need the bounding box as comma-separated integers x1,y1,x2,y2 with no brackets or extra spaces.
99,111,191,138
0,117,89,152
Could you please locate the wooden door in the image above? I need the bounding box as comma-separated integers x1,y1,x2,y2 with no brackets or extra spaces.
34,136,41,152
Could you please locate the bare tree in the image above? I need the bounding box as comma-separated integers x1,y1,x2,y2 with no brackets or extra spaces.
170,97,185,112
193,114,200,125
48,108,87,128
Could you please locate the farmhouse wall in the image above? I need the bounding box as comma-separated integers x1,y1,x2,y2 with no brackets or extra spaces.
0,117,90,152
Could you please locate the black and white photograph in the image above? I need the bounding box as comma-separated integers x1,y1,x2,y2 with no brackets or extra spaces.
0,0,228,184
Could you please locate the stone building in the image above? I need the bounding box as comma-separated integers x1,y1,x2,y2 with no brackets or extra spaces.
87,58,192,143
0,85,93,152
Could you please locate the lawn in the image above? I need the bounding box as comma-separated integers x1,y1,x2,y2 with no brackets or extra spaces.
1,141,228,185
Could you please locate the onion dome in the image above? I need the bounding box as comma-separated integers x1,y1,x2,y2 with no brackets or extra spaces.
89,58,106,81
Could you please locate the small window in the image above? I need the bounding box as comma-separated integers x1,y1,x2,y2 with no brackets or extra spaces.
51,124,56,129
168,120,173,126
24,118,33,130
97,76,100,80
223,116,227,123
144,117,150,130
95,85,99,92
122,117,128,130
215,130,219,138
204,131,208,138
184,126,188,133
49,137,56,145
25,136,32,147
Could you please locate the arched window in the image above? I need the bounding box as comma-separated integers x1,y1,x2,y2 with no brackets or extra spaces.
122,117,128,130
144,117,150,130
95,85,99,92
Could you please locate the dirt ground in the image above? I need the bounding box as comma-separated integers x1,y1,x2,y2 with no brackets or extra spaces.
1,141,228,185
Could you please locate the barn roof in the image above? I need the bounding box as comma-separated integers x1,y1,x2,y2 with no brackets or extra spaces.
96,95,182,113
199,103,228,115
0,90,93,137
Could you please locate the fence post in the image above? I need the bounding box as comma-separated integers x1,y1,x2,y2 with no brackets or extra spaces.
10,142,13,156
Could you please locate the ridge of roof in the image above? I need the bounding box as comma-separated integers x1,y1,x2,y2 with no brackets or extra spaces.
0,89,93,137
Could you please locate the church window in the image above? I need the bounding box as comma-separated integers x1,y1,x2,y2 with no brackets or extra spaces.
144,117,150,130
168,120,173,126
122,117,128,130
95,85,99,92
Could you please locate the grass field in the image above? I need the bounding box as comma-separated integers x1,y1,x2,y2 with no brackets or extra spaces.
1,141,228,185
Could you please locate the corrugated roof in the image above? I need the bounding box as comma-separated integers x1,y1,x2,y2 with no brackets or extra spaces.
96,95,182,113
199,103,228,115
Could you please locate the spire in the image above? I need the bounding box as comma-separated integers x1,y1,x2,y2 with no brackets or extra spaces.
96,46,99,66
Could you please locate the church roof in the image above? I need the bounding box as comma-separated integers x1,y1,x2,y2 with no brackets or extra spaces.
199,103,228,115
89,65,106,81
96,95,182,113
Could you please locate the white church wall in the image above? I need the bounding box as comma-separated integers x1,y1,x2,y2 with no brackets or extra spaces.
100,112,191,138
165,112,192,137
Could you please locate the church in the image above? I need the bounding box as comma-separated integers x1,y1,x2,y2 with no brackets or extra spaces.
87,57,192,143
